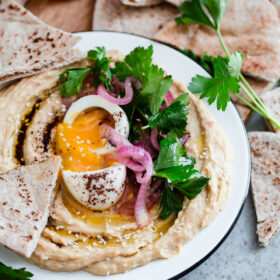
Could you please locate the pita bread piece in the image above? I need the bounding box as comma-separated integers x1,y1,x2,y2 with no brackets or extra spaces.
93,0,178,38
0,0,83,84
270,0,280,17
248,132,280,246
155,0,280,82
0,156,61,257
261,87,280,133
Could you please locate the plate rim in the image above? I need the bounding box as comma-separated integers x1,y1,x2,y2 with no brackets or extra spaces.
75,30,251,279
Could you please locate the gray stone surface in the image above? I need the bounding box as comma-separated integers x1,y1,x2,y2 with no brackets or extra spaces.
181,115,280,280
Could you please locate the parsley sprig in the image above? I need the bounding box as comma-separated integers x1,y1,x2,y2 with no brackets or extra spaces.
154,132,209,218
177,0,280,129
0,263,33,280
114,46,173,115
59,47,114,97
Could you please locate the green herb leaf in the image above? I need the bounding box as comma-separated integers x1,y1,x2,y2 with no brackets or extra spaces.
87,46,106,60
172,171,210,200
114,46,172,115
155,132,209,216
154,131,186,171
228,51,243,78
148,93,189,138
0,263,33,280
59,68,92,98
189,56,240,111
176,0,214,28
205,0,228,29
114,46,153,82
159,183,182,219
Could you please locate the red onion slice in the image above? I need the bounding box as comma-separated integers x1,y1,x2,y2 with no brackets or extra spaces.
150,128,160,151
164,90,174,106
100,124,131,149
134,181,151,228
179,133,189,145
117,146,153,184
97,77,133,105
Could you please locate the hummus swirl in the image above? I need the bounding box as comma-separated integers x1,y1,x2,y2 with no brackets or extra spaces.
0,53,234,276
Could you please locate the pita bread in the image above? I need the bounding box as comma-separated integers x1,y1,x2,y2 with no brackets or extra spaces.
0,156,61,257
93,0,178,38
0,0,83,84
270,0,280,17
260,87,280,133
231,78,275,122
155,0,280,82
248,132,280,246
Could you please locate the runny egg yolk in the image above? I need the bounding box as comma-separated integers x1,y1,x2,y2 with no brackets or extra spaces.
56,108,117,172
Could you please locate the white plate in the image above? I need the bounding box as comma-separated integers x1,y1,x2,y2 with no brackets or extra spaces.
0,31,251,280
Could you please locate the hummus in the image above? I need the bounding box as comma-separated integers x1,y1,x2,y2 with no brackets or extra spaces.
0,52,234,276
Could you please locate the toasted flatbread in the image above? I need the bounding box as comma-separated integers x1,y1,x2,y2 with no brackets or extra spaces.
0,0,83,84
93,0,178,38
260,88,280,133
270,0,280,17
0,156,61,257
155,0,280,82
248,132,280,246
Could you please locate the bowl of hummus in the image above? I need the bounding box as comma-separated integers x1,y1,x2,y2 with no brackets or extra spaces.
0,31,250,280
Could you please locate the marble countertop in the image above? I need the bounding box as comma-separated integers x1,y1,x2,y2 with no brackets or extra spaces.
181,115,280,280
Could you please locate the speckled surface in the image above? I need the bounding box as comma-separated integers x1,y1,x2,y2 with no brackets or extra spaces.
181,115,280,280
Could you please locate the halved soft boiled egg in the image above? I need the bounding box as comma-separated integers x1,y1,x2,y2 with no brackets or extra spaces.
56,95,129,210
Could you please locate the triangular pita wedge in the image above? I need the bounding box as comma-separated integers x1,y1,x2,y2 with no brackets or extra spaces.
155,0,280,82
0,0,83,84
248,132,280,246
231,77,275,122
0,156,61,257
260,87,280,133
93,0,178,38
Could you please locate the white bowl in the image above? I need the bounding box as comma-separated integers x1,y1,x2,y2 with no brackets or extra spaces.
0,31,250,280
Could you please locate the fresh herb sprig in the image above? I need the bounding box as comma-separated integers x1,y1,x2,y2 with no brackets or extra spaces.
114,46,173,115
154,132,209,218
0,263,33,280
59,47,114,97
177,0,280,129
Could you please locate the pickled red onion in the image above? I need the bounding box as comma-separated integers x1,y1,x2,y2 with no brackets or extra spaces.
97,77,134,105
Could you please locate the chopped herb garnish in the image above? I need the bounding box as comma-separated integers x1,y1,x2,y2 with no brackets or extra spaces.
0,263,33,280
59,47,113,97
159,183,183,219
148,93,189,138
154,132,209,218
114,46,173,115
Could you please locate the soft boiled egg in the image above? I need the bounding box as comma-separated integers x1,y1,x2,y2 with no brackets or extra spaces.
56,95,129,210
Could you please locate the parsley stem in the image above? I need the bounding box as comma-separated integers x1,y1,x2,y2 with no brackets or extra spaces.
235,93,262,116
239,74,267,111
141,124,150,130
216,29,280,129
